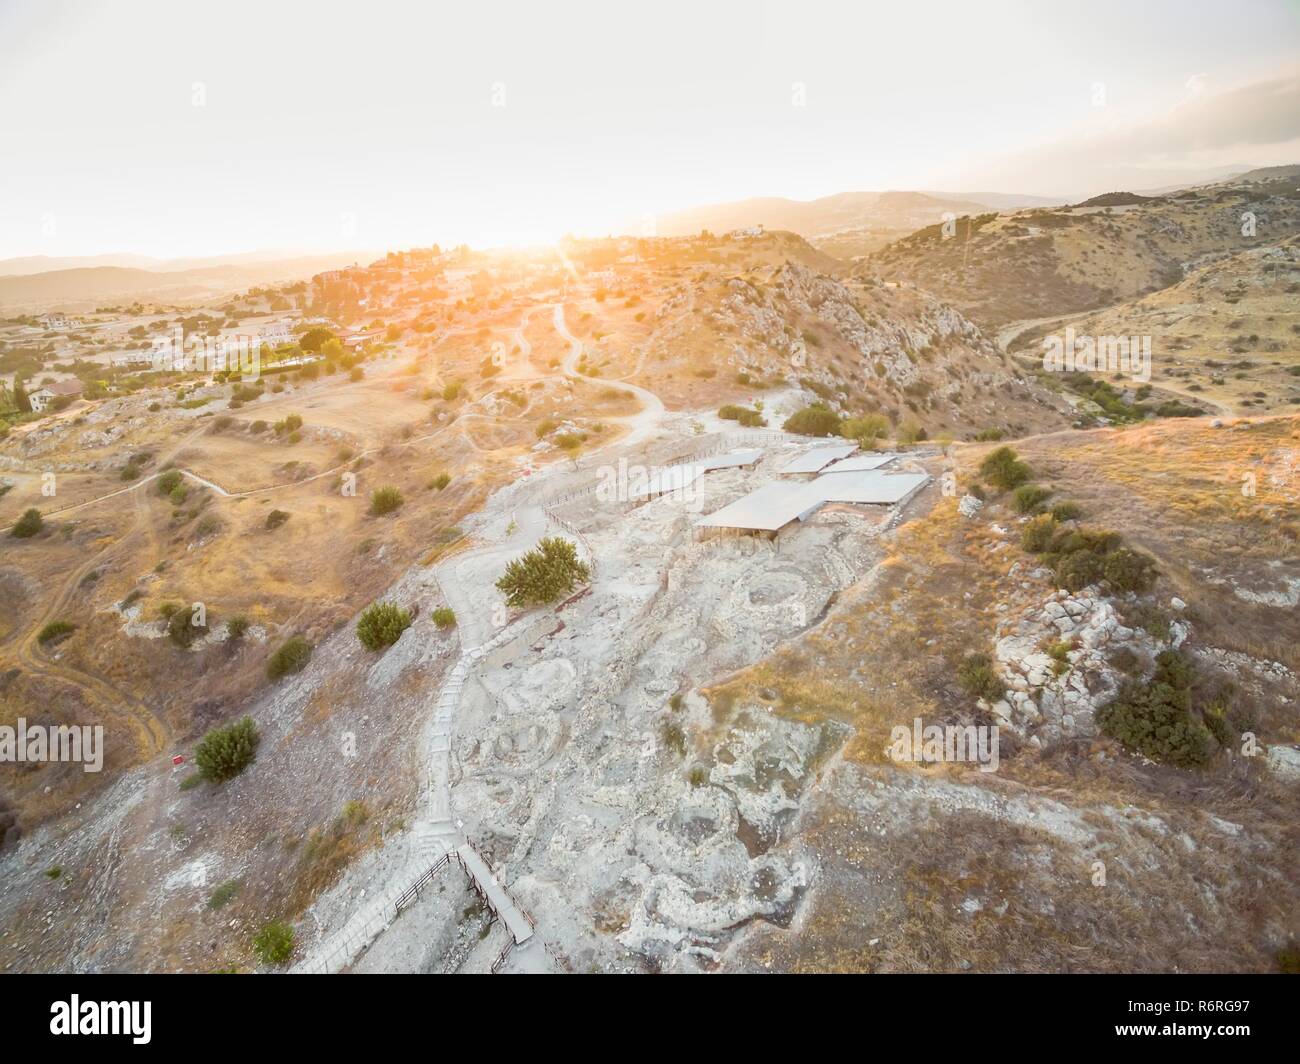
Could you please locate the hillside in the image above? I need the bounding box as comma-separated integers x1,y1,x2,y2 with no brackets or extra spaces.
1008,238,1300,417
866,175,1300,328
718,415,1300,972
649,189,1059,257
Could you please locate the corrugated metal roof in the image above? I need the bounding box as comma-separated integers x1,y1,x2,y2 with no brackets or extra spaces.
820,453,897,473
699,448,763,472
811,471,930,504
780,444,857,474
694,481,826,530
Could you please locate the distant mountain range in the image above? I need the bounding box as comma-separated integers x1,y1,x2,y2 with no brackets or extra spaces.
0,251,377,312
650,189,1061,239
0,249,377,279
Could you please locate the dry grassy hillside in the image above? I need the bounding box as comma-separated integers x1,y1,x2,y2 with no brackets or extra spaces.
596,255,1073,439
1008,238,1300,417
867,178,1300,328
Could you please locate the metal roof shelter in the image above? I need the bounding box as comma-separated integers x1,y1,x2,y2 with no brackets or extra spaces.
694,481,825,531
699,448,763,472
779,445,857,475
811,470,930,504
629,448,765,500
820,453,898,474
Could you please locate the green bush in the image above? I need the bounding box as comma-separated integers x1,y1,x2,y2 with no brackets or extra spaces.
496,536,591,608
265,509,290,530
957,652,1006,702
1020,514,1058,553
1012,484,1054,514
10,508,43,538
252,920,295,966
718,404,765,427
431,607,456,629
782,403,842,437
207,879,241,910
267,636,312,680
194,715,260,783
356,601,412,650
1049,500,1083,522
841,414,889,443
1097,650,1214,767
167,606,208,648
226,615,250,639
978,446,1032,490
1102,547,1158,593
156,469,183,496
37,620,76,644
369,485,404,515
429,472,451,491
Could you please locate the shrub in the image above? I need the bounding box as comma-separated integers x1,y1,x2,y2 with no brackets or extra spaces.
974,427,1004,441
252,921,295,966
1102,547,1158,593
369,485,404,515
207,879,241,910
957,652,1006,702
226,615,250,639
11,508,43,538
1013,484,1054,514
717,404,765,427
431,607,456,629
429,472,451,491
37,620,76,644
267,636,312,680
782,403,842,437
356,601,412,650
194,715,260,782
167,607,208,648
265,509,290,530
978,446,1031,490
841,414,889,443
496,536,591,608
1096,650,1214,767
1054,548,1106,592
442,381,462,401
1049,500,1083,522
1021,514,1057,552
156,469,183,496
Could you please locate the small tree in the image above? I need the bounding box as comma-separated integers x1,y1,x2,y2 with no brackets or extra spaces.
783,403,842,437
496,536,591,608
11,508,43,539
369,485,404,516
267,635,312,679
978,446,1031,491
356,601,412,650
194,715,260,782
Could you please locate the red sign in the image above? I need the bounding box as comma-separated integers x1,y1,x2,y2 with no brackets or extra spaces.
172,755,185,766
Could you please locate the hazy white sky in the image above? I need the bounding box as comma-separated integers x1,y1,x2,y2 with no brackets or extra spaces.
2,0,1298,258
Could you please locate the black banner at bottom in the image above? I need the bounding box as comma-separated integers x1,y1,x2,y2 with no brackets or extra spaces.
3,973,1289,1051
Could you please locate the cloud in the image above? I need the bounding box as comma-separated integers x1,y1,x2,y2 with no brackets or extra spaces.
958,70,1300,197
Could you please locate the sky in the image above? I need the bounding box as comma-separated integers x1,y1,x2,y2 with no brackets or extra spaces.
1,0,1298,259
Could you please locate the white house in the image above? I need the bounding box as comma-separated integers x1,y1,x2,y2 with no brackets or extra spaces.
28,378,84,413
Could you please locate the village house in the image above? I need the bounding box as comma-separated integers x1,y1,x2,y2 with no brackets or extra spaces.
28,378,85,413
